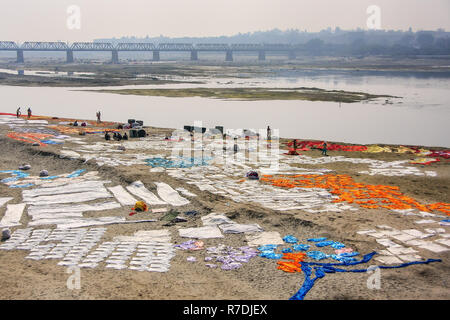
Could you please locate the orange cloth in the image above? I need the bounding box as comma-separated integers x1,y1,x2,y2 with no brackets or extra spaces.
7,132,54,146
277,252,306,273
261,174,450,215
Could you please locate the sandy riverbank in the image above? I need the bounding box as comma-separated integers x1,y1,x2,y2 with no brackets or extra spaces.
0,114,449,300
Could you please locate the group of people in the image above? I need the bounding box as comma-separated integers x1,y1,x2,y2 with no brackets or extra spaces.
105,131,128,141
16,107,32,119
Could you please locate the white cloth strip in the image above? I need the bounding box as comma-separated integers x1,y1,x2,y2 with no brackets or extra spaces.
245,231,284,246
178,226,223,239
155,182,190,206
0,197,13,208
114,229,171,242
57,218,156,229
22,180,110,198
23,190,112,205
107,185,138,206
28,201,120,215
126,181,167,205
0,203,26,228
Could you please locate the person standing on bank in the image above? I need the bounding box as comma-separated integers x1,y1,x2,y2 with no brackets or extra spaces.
16,107,21,118
27,107,32,119
322,141,328,156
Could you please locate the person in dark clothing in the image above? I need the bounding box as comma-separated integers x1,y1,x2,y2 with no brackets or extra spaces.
16,107,21,118
105,132,111,141
27,108,32,119
73,120,78,126
322,141,328,156
117,132,123,141
267,126,271,141
113,132,118,140
123,132,128,140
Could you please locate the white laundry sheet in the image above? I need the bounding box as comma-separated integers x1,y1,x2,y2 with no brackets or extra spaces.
0,203,26,228
245,231,284,246
201,212,235,226
219,223,263,234
114,229,171,242
22,180,110,199
60,150,81,159
178,226,223,239
27,201,120,216
376,238,403,248
155,182,190,206
126,181,167,205
107,185,137,206
417,242,449,253
175,188,197,197
56,217,156,229
0,197,13,208
435,239,450,247
23,189,113,205
415,219,437,224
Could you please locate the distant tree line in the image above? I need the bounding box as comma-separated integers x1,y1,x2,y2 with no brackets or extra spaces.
97,28,450,56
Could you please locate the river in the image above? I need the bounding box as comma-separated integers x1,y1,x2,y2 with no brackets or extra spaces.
1,69,449,147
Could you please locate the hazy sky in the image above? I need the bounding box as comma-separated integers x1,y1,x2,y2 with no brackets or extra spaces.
1,0,449,42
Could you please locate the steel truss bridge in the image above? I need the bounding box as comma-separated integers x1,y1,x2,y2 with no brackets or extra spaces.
0,41,299,63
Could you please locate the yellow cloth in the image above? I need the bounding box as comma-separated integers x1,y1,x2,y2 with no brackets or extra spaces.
364,145,393,153
133,201,148,212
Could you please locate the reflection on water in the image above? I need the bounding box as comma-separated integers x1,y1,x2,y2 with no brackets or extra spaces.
0,68,94,78
0,71,449,147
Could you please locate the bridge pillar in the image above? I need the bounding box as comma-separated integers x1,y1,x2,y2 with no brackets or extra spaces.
153,50,160,61
258,50,266,61
190,50,198,61
66,50,74,63
111,50,119,64
225,50,233,62
288,50,296,60
16,50,24,63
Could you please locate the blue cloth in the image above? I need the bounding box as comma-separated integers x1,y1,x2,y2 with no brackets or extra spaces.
258,244,278,251
146,156,212,168
9,183,34,188
260,251,283,259
282,248,293,253
0,170,29,184
40,140,63,145
330,241,346,249
66,169,85,178
283,235,299,244
306,251,329,261
40,176,60,180
290,252,442,300
307,237,327,242
292,244,310,252
330,254,358,263
315,240,334,247
338,252,359,257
